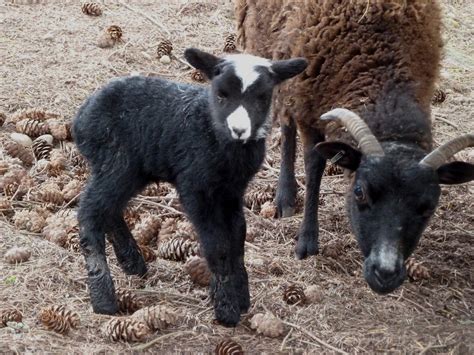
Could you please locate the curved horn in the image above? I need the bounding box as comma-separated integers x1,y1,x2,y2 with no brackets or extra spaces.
321,108,384,156
419,133,474,170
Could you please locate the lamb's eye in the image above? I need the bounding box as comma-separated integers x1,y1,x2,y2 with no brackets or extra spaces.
354,185,366,203
217,91,228,102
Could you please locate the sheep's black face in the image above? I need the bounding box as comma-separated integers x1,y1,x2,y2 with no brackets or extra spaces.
183,48,308,143
347,154,441,294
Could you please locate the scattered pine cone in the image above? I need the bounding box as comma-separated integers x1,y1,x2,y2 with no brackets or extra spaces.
103,318,149,342
32,137,53,160
116,289,142,314
431,87,446,105
158,217,177,242
405,258,430,281
16,119,49,137
133,214,161,246
184,255,211,286
215,338,244,355
175,219,197,240
42,211,79,247
13,209,46,233
38,305,80,334
245,184,274,210
11,108,58,123
124,206,142,228
156,39,173,58
250,313,285,338
283,285,306,305
4,246,31,264
139,244,157,262
31,182,64,205
223,33,237,53
81,2,102,16
157,236,200,262
48,120,70,141
132,305,178,331
62,179,83,202
191,69,205,82
259,201,276,219
304,285,324,304
0,308,22,327
107,25,123,42
4,141,34,166
65,234,81,253
269,260,284,276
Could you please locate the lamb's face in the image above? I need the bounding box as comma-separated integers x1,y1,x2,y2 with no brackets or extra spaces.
209,55,275,142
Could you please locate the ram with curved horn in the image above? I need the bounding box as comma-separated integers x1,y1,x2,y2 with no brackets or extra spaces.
236,0,474,294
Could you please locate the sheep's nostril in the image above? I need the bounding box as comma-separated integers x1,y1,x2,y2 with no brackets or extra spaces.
373,266,398,284
232,127,246,138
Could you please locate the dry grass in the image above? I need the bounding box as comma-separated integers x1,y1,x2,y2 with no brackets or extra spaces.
0,0,473,353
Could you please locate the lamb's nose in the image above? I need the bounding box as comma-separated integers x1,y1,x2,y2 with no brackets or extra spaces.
232,127,246,138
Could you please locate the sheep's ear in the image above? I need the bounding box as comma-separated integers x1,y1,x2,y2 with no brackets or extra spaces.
436,161,474,184
184,48,222,79
271,58,308,84
315,141,362,171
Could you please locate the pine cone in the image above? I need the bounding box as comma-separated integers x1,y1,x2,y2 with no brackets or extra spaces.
245,184,274,209
304,285,324,304
47,149,68,176
81,2,102,16
107,25,123,42
250,313,285,338
141,183,160,196
65,234,81,253
132,305,178,331
259,201,276,218
191,69,205,82
11,108,58,123
175,219,197,240
4,246,31,264
157,39,173,58
0,308,22,327
133,214,161,245
431,87,446,105
283,285,306,305
48,120,70,141
184,256,211,286
31,182,64,205
139,244,157,262
4,141,34,166
32,137,53,160
157,236,200,262
158,218,177,242
223,34,237,53
63,179,83,202
124,206,142,228
16,119,49,137
43,211,78,247
215,338,244,355
116,289,142,314
103,318,149,342
0,112,6,127
38,305,80,334
13,209,46,233
269,260,284,276
405,258,430,281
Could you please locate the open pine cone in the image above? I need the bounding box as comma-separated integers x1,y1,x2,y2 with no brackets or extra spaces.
4,141,34,166
223,33,237,53
38,305,80,334
32,137,53,160
0,308,22,326
103,318,149,342
116,289,142,314
132,305,178,331
157,236,200,262
283,285,306,305
16,119,49,137
431,87,446,105
4,246,31,264
245,184,274,210
48,120,71,141
139,244,157,262
191,69,206,82
31,182,64,206
259,201,277,218
10,108,58,123
215,338,244,355
157,39,173,58
250,313,285,338
81,2,102,16
133,214,161,246
184,255,211,286
405,258,430,281
107,25,123,42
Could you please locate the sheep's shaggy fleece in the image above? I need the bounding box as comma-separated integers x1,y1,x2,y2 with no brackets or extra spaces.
236,0,442,146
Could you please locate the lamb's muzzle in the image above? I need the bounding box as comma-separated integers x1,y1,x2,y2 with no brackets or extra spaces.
419,133,474,169
321,108,384,156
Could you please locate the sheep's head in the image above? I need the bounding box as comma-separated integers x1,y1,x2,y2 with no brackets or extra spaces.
184,48,307,142
316,109,474,294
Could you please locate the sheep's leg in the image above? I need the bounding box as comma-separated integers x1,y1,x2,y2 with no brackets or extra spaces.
78,172,147,314
275,117,298,218
295,129,326,260
180,191,246,326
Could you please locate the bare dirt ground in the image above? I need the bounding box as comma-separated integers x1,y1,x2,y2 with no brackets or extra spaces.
0,0,473,353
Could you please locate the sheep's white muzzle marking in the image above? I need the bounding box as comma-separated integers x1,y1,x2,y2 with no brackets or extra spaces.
376,242,399,272
227,106,251,141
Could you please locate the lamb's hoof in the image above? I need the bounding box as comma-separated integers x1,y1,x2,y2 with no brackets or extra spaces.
214,307,241,327
121,255,148,276
92,300,119,315
279,206,295,218
295,230,318,260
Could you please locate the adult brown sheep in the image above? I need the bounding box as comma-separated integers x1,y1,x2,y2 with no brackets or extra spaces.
235,0,474,294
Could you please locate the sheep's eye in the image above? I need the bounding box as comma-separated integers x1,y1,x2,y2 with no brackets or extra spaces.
354,185,366,203
217,91,228,102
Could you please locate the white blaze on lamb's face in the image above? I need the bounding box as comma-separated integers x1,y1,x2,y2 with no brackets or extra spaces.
376,241,399,273
225,54,272,92
227,106,252,141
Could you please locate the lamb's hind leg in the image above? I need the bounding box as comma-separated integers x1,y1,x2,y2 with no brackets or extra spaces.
275,116,298,218
78,172,147,314
295,128,326,260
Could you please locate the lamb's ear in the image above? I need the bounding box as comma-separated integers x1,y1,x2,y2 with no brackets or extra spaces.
315,142,362,171
436,161,474,184
184,48,222,79
271,58,308,84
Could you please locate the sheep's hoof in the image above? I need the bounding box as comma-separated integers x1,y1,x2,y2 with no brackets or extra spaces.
119,254,148,276
92,300,119,315
279,206,295,218
295,230,319,260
